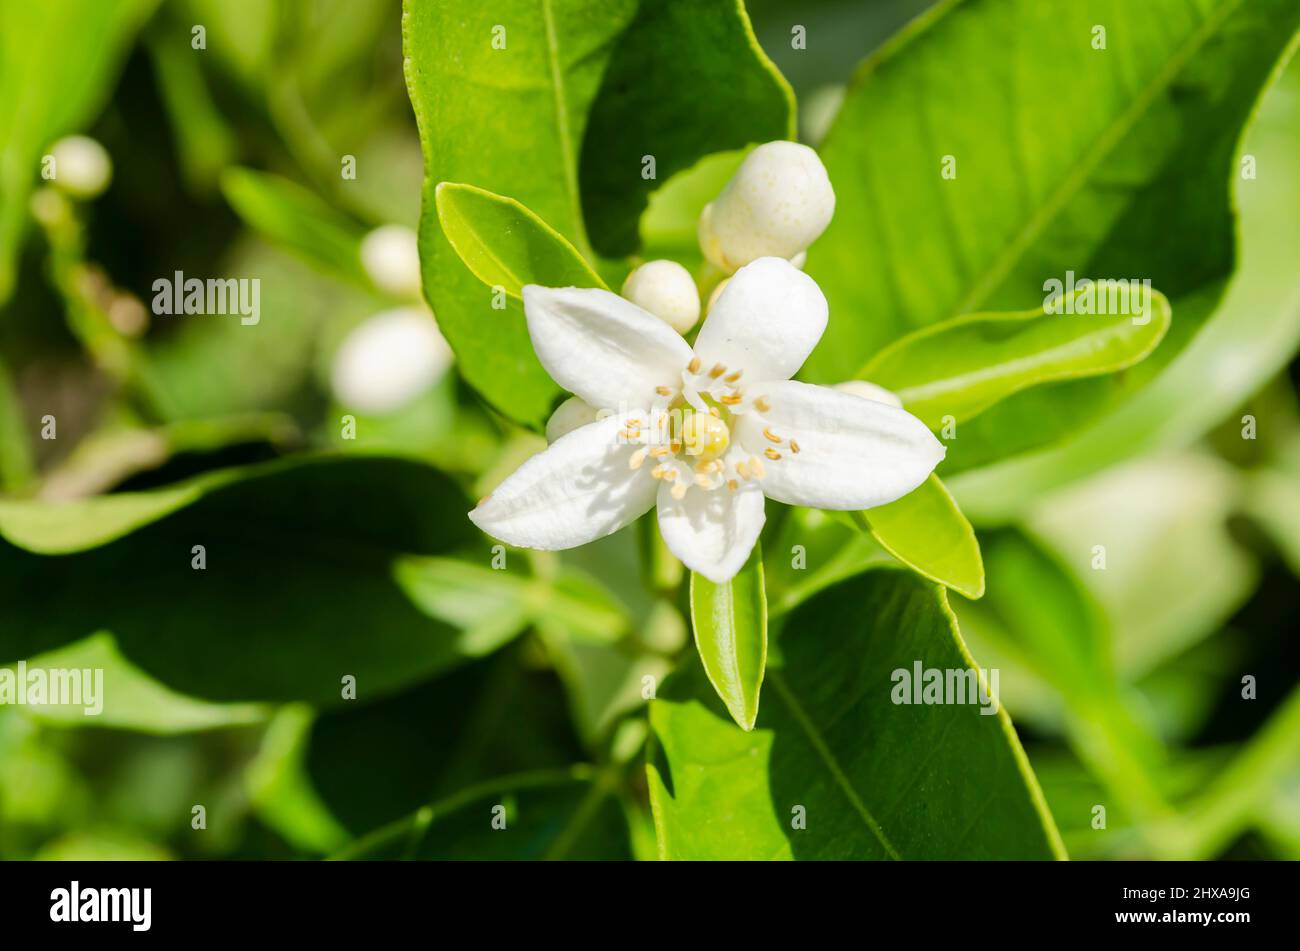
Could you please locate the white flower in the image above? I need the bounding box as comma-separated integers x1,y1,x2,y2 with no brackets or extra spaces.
698,141,834,273
360,224,422,298
834,380,903,408
469,257,944,583
622,259,700,334
49,136,112,199
331,307,452,414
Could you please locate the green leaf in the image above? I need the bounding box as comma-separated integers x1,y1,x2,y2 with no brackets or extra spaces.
578,0,794,256
3,632,266,734
862,286,1171,429
435,183,605,297
850,475,984,599
220,167,370,287
649,569,1064,859
404,0,639,429
0,456,525,706
0,0,160,303
688,545,768,731
950,60,1300,513
807,0,1300,465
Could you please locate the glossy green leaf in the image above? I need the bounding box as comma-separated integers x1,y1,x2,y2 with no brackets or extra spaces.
950,61,1300,512
688,545,767,732
0,0,159,303
807,0,1300,466
404,0,639,429
851,475,984,599
0,456,525,706
578,0,794,256
650,569,1065,859
220,167,369,287
862,287,1171,429
435,183,605,297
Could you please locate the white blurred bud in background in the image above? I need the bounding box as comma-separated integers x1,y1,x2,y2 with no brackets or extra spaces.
331,307,452,414
698,141,834,273
622,259,700,334
48,135,112,199
360,224,422,299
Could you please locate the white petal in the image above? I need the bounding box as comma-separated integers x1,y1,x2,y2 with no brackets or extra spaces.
833,379,903,408
656,481,766,584
523,285,693,411
691,257,827,384
545,396,600,443
737,380,944,510
469,413,656,550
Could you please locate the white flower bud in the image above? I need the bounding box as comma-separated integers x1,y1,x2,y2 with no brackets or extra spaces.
622,259,700,334
834,380,903,408
545,396,599,443
49,136,112,199
698,141,834,273
331,307,452,414
360,224,422,298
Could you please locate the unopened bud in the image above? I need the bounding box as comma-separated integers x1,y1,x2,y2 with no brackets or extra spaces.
331,307,452,413
623,259,700,335
545,396,598,442
49,136,112,199
698,141,834,273
360,224,422,299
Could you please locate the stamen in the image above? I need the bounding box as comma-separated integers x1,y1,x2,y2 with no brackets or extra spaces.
651,464,669,479
762,427,782,443
649,446,672,457
687,356,701,374
727,479,738,492
753,396,771,412
629,448,648,470
708,363,726,379
735,460,751,480
671,481,689,500
764,447,781,461
720,393,744,406
655,385,673,396
724,370,743,383
749,456,766,478
709,406,722,416
662,468,679,481
789,439,801,454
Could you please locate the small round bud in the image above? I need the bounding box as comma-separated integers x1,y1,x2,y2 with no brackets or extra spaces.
360,224,422,299
49,136,112,199
622,259,700,334
834,380,903,409
545,396,598,443
331,307,452,414
698,141,834,273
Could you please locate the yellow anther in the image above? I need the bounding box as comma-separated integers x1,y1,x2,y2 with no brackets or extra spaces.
709,406,721,417
629,448,648,470
649,446,672,457
708,363,726,379
655,385,673,396
651,464,669,479
749,455,766,478
735,461,750,480
727,479,738,492
687,356,702,374
724,370,743,383
763,427,782,443
753,396,771,412
764,447,781,461
663,468,679,481
671,481,689,500
720,393,744,406
789,439,801,454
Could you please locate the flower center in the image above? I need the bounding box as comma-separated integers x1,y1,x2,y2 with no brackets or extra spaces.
681,407,730,460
